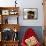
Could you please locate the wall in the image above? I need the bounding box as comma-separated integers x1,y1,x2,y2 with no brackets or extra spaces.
18,0,44,26
0,0,44,26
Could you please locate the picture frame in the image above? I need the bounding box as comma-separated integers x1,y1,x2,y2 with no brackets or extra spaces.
2,10,9,15
23,8,38,20
9,10,18,15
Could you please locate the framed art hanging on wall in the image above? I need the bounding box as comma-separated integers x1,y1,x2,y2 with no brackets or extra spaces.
23,8,38,20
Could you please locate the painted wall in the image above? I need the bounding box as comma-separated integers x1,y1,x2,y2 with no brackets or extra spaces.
0,0,44,26
18,0,44,26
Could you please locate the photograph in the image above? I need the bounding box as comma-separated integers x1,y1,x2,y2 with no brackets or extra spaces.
23,8,38,20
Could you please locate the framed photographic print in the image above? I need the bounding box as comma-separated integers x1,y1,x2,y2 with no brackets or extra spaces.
2,10,9,15
23,8,38,20
9,9,18,15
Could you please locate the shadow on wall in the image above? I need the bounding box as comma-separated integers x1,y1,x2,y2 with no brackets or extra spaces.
18,26,44,44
